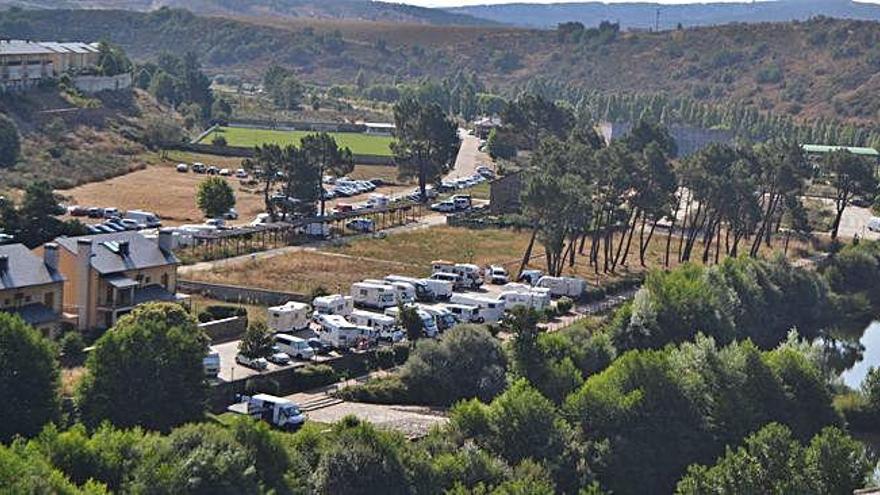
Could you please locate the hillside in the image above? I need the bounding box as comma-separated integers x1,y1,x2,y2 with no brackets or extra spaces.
3,9,880,126
449,0,880,30
0,0,496,26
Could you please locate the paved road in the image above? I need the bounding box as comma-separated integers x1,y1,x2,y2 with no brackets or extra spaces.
446,130,492,181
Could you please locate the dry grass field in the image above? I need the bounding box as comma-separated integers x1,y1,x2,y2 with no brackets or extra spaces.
58,151,409,226
184,224,811,295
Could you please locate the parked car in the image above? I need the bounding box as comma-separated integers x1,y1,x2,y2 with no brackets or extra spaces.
307,338,332,355
868,217,880,233
67,205,88,217
125,210,161,228
223,208,239,220
486,265,510,284
236,354,269,370
219,168,231,176
235,168,248,178
192,162,207,173
431,201,456,213
266,349,292,366
346,218,375,232
206,166,219,175
176,163,189,173
102,207,121,219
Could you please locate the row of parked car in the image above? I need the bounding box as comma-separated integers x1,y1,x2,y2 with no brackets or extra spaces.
67,207,163,234
177,162,249,178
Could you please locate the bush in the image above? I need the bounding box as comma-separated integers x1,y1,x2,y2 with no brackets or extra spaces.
391,342,410,365
309,286,330,300
556,297,573,314
372,347,397,370
211,134,227,147
293,364,337,390
60,331,85,357
336,376,408,404
583,286,607,302
197,305,247,323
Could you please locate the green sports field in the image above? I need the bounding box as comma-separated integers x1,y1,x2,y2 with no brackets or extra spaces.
201,126,394,156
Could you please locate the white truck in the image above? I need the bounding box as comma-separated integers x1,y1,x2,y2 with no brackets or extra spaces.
351,282,397,309
267,301,311,332
349,310,404,342
227,394,306,430
384,306,439,338
485,265,510,285
312,294,353,318
317,314,374,349
273,333,315,360
441,303,482,324
449,294,506,324
536,276,586,298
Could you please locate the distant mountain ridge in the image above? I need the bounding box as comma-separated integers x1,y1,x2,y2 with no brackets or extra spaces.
0,0,497,26
448,0,880,29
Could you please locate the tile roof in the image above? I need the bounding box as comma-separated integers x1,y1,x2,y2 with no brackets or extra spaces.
55,232,178,275
0,243,64,290
4,303,60,326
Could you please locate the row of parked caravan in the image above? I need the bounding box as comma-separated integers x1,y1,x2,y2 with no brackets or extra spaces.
264,263,589,353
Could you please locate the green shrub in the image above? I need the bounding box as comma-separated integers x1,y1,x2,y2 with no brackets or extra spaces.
372,347,397,370
197,305,247,323
391,342,410,365
60,331,85,357
294,364,337,390
583,286,606,302
336,376,408,404
556,297,573,314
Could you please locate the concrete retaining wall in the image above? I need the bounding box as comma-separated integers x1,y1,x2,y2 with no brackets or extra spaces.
73,73,132,93
179,279,307,306
199,316,247,344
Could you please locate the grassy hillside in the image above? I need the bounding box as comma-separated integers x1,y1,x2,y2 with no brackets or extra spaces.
0,87,178,190
0,0,496,26
3,9,880,125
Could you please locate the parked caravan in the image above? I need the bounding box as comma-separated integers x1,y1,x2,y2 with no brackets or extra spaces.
419,278,453,300
441,303,482,324
432,260,483,288
273,334,315,360
418,305,457,331
349,310,403,342
449,294,506,324
385,275,435,301
312,294,354,318
428,271,468,291
267,301,311,332
384,306,439,338
351,282,397,309
316,314,373,349
536,276,586,298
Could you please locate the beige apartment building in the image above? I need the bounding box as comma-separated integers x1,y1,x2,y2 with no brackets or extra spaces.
40,230,181,331
0,243,65,337
0,39,100,91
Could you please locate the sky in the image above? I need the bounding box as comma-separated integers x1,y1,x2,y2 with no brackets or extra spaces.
402,0,880,9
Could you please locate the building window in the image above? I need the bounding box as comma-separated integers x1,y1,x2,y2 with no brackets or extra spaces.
44,291,55,309
106,285,114,305
145,276,151,285
161,273,169,289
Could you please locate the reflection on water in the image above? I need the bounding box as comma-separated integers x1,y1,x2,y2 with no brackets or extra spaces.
840,321,880,389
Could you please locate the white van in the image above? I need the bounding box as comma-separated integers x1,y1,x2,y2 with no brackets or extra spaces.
317,314,373,349
418,305,457,331
868,217,880,233
385,275,435,301
349,310,403,342
273,334,315,360
420,278,453,300
366,193,389,209
429,272,468,291
432,261,483,288
351,282,397,309
125,210,161,228
384,306,439,338
449,294,506,324
267,301,311,332
312,294,353,318
536,276,586,298
441,303,482,324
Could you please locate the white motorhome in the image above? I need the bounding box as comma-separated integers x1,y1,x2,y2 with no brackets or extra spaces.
536,276,586,298
385,275,436,301
366,193,389,209
384,306,439,338
349,310,403,342
312,294,354,318
364,279,416,304
317,314,374,349
267,301,311,332
499,290,550,311
419,278,453,300
441,303,482,324
351,282,397,309
449,294,506,324
273,334,315,360
418,305,457,331
432,260,483,288
227,394,305,430
125,210,162,228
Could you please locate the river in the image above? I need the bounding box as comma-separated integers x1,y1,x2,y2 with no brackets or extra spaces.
840,321,880,389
